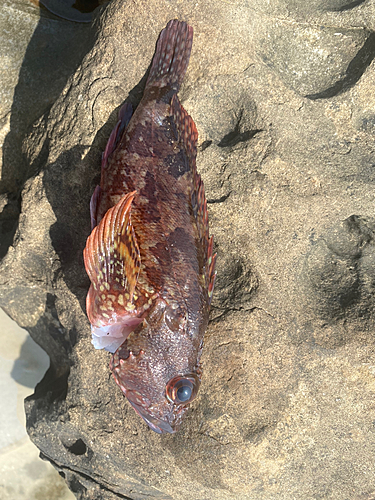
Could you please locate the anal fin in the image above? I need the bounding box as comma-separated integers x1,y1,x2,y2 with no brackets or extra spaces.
90,185,101,230
101,102,133,170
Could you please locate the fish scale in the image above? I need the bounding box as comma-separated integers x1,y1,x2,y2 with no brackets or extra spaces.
84,19,216,433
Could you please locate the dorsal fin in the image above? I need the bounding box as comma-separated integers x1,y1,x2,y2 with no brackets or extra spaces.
84,191,141,302
170,94,217,303
207,236,217,305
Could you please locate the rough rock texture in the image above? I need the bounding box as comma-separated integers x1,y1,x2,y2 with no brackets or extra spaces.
0,0,94,259
1,0,375,498
257,23,375,98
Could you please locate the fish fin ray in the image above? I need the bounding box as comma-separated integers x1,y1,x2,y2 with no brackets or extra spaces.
90,185,101,230
102,120,121,171
207,236,217,306
101,102,133,170
170,94,216,303
171,95,208,242
84,191,141,301
145,20,193,90
117,102,133,142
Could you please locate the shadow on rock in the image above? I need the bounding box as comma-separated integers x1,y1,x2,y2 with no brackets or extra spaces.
0,6,96,260
10,334,49,389
297,215,375,346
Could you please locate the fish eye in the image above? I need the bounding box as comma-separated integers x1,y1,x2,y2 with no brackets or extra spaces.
165,374,200,405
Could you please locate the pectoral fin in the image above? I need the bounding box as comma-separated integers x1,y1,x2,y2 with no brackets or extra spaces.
84,191,141,302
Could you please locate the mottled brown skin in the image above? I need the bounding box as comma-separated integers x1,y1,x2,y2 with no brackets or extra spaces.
99,90,208,324
84,20,215,433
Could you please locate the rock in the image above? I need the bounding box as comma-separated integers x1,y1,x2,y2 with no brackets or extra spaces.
0,0,94,259
247,0,366,15
1,0,375,499
287,0,366,12
299,215,375,347
257,22,375,98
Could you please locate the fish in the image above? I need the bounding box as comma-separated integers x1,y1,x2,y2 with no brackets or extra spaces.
83,19,216,434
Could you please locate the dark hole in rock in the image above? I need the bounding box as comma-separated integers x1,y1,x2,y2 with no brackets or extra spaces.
67,438,87,455
59,471,66,478
200,140,212,151
68,475,86,494
0,192,21,260
207,192,231,204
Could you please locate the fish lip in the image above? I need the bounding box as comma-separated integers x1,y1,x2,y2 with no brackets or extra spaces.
127,399,175,434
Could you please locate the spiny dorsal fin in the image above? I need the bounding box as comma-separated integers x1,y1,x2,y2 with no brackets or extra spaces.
170,94,217,304
170,96,206,242
84,191,140,302
207,236,217,305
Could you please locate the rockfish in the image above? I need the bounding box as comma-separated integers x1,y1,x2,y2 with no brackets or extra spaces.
83,20,216,434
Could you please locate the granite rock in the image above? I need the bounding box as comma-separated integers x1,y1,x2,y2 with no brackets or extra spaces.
287,0,367,12
1,0,375,499
257,23,375,98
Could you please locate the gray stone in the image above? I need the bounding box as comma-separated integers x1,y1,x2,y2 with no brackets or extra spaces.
299,215,375,340
0,0,94,260
257,22,375,98
244,0,366,15
1,0,375,499
287,0,366,12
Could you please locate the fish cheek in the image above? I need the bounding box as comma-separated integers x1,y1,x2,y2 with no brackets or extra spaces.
113,335,161,397
117,344,130,361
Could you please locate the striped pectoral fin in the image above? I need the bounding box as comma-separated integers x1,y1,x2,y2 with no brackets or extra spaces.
84,191,141,302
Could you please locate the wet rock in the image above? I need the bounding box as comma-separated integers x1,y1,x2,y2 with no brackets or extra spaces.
1,0,375,499
257,23,375,98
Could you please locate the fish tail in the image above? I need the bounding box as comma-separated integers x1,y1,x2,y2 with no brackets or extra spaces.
145,20,193,91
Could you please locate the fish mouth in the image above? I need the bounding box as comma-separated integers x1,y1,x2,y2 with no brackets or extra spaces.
127,399,175,434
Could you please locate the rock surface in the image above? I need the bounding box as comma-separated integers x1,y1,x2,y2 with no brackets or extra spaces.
1,0,375,498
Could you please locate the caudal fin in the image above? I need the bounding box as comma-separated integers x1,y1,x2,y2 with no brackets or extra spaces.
145,20,193,91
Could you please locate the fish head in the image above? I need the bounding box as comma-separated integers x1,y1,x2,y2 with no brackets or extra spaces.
110,298,204,434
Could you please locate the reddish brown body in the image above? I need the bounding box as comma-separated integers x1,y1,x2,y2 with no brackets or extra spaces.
84,20,216,433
